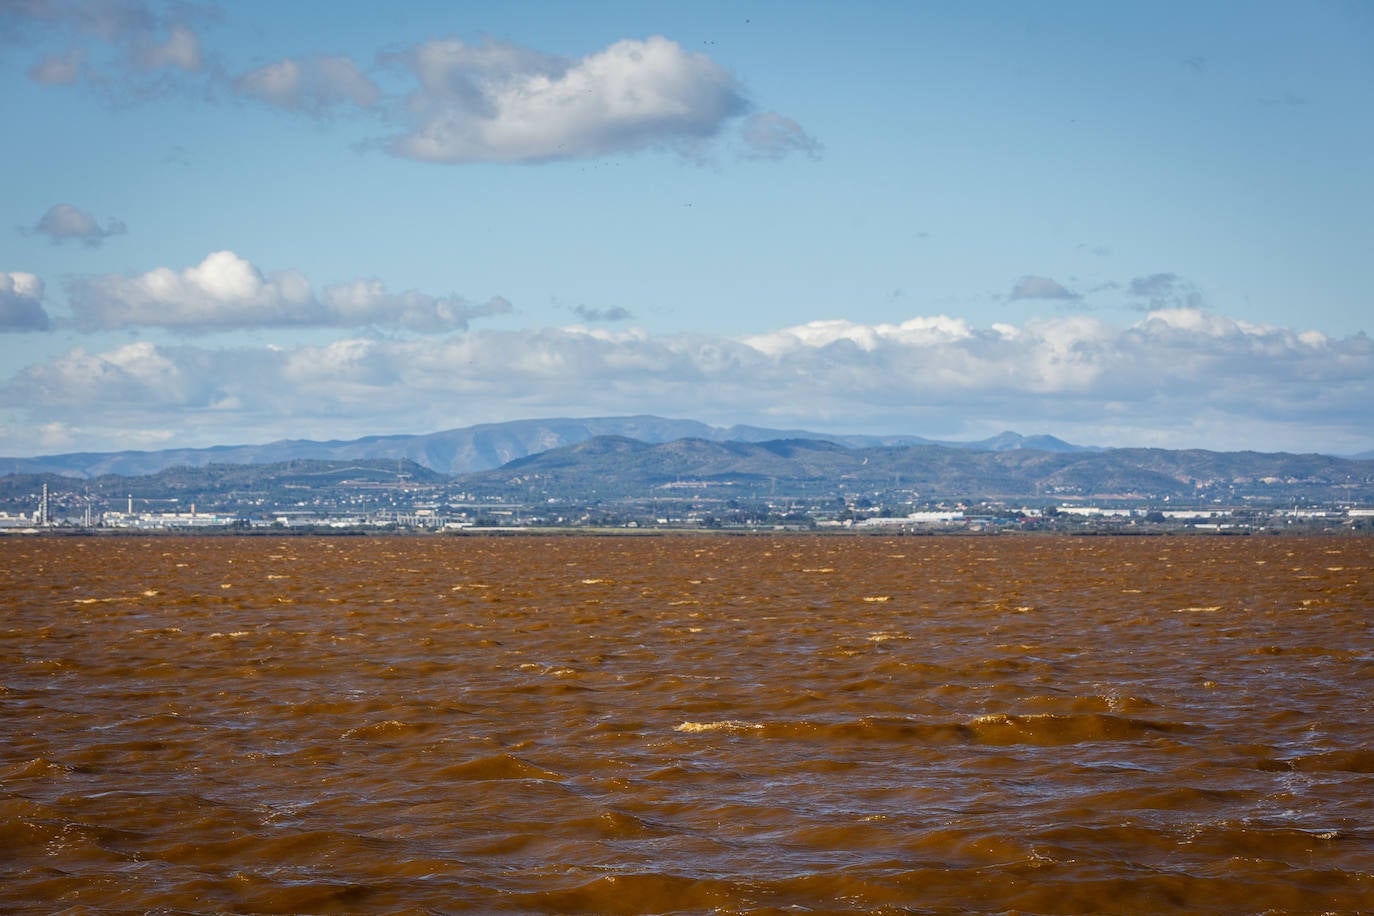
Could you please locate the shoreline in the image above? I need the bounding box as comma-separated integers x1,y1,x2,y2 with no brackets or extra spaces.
5,525,1369,539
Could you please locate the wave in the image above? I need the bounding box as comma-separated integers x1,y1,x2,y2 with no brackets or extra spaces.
672,713,1191,746
434,753,565,781
339,720,438,741
1259,748,1374,773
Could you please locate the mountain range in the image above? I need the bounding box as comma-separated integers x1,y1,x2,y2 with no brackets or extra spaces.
1,416,1090,479
4,421,1373,511
462,436,1374,503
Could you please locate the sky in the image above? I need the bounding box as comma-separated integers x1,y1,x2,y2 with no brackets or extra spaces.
2,0,1372,458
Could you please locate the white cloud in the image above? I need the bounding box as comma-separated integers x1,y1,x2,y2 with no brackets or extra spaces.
3,310,1370,455
38,421,79,450
68,251,314,330
236,55,381,113
743,317,976,355
391,35,749,163
31,202,127,246
0,271,52,331
11,11,813,165
11,341,191,408
66,250,512,332
321,279,511,333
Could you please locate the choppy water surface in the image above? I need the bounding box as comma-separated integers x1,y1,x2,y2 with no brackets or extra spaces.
3,534,1374,914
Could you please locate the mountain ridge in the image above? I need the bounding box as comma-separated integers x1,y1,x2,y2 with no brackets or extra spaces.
467,435,1374,503
1,415,1093,479
5,435,1372,514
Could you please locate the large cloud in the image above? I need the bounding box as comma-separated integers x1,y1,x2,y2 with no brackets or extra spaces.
0,272,52,331
391,35,750,163
3,309,1370,455
14,11,814,165
66,251,512,332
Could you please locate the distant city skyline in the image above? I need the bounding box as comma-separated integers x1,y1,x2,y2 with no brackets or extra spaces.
2,1,1371,456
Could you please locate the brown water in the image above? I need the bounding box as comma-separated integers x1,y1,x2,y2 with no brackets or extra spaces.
3,534,1373,914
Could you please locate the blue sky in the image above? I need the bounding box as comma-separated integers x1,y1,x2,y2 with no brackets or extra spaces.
2,0,1372,457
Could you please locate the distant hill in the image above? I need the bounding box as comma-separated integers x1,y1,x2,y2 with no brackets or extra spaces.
0,459,445,502
460,436,1374,503
0,415,1092,479
6,437,1372,510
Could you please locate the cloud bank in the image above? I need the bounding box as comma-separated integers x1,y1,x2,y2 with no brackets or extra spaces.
65,251,512,332
4,309,1369,455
